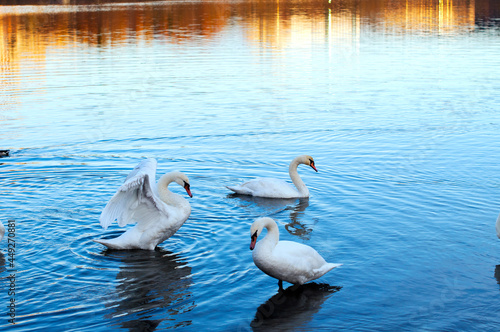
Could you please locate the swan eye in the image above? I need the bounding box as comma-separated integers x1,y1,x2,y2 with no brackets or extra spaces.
183,181,190,190
251,230,258,239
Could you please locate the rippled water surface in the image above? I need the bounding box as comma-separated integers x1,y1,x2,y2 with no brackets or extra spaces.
1,0,500,330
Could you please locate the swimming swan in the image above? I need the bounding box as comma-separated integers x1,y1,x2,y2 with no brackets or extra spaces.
94,158,192,250
227,155,317,198
250,217,341,289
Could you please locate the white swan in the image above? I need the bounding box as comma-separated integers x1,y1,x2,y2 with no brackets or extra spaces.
94,158,192,250
250,217,341,289
227,155,318,198
496,213,500,239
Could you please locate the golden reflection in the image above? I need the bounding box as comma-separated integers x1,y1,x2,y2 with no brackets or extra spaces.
373,0,477,34
1,0,498,81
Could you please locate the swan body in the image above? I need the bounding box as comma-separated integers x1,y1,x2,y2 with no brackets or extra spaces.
94,158,192,250
496,213,500,239
250,217,341,287
227,155,317,198
0,221,4,241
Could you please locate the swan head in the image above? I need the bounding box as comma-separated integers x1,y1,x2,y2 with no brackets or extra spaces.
297,155,317,172
250,217,274,250
169,171,193,198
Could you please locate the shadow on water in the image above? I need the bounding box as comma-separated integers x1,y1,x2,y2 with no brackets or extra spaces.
250,283,342,331
101,248,194,331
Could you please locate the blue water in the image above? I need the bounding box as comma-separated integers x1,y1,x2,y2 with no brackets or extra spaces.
1,0,500,330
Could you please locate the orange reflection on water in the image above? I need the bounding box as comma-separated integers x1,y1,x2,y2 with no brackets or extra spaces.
1,0,494,50
1,0,498,79
375,0,476,34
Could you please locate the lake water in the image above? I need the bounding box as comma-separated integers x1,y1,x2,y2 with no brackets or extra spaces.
1,0,500,330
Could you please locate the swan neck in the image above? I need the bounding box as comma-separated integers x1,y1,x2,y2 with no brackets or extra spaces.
157,174,185,207
289,158,309,197
262,219,279,247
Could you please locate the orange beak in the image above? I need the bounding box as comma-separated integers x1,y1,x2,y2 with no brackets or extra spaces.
250,232,257,250
184,182,193,198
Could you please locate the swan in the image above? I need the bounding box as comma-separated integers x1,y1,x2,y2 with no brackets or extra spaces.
227,155,318,198
94,158,192,250
250,217,341,289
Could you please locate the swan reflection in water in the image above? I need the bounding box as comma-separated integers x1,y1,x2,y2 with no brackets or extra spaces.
102,248,194,331
250,283,341,331
228,195,314,239
283,198,314,240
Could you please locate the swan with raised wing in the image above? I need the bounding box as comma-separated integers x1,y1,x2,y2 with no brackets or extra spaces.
250,217,341,289
227,155,317,198
94,158,192,250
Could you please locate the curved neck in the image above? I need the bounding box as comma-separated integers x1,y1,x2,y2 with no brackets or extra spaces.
262,219,279,248
289,157,309,197
157,173,186,208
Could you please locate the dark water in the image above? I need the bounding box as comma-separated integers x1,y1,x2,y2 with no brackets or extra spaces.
1,0,500,330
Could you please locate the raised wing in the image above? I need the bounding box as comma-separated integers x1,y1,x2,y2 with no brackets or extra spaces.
99,158,169,230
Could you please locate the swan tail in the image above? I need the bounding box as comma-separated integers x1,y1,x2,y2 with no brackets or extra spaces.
93,234,155,250
314,263,342,275
226,185,253,196
93,238,125,250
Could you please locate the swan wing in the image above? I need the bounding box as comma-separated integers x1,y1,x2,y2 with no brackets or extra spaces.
99,158,169,230
272,241,340,283
124,158,157,185
273,241,327,269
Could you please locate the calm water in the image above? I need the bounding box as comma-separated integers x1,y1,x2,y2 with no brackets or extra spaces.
1,0,500,330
